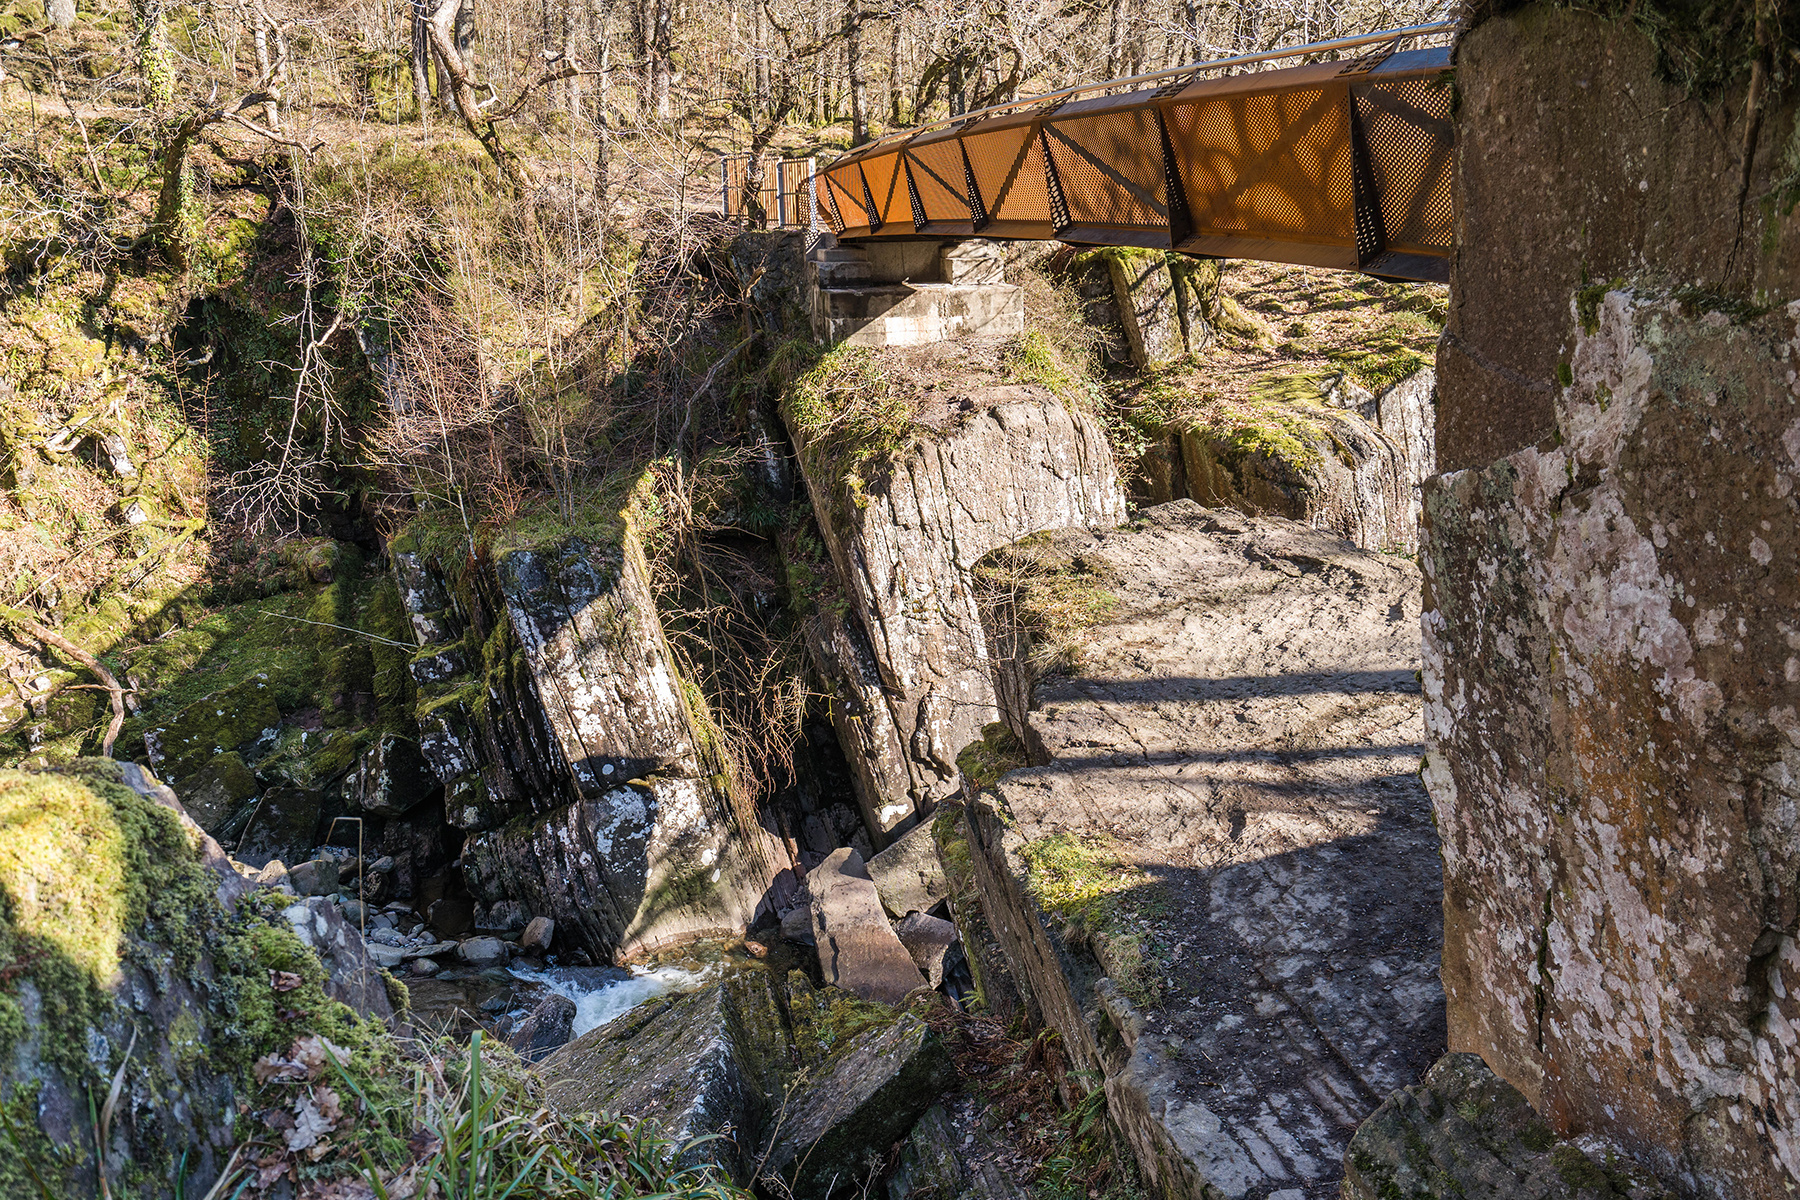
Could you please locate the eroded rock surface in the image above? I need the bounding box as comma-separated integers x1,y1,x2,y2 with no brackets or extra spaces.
790,386,1125,836
1345,1053,1676,1200
963,500,1443,1199
1422,289,1800,1198
809,847,928,1003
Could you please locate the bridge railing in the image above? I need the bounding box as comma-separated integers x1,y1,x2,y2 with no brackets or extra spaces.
721,156,818,229
811,22,1455,282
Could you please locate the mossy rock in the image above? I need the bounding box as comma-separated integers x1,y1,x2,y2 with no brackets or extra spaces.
144,676,281,780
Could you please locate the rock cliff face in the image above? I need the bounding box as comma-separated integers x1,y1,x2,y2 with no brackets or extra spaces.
394,527,782,963
1153,368,1438,553
791,387,1125,838
1412,10,1800,1198
958,502,1444,1199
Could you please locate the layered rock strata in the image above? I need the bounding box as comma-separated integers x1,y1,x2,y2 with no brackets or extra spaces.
1410,9,1800,1197
960,501,1444,1199
790,387,1125,840
1145,368,1438,553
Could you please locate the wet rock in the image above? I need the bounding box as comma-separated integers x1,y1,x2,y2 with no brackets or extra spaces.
506,994,577,1062
281,897,398,1023
757,1012,954,1200
403,939,459,961
895,912,959,989
1344,1054,1677,1200
867,818,949,917
457,936,509,966
426,896,474,939
173,751,257,833
286,858,340,897
520,916,554,949
409,958,439,977
809,848,927,1004
235,786,323,869
787,387,1125,836
366,944,405,969
536,975,784,1180
348,734,435,818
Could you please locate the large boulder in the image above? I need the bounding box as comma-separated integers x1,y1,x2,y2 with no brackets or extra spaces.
808,848,927,1004
784,382,1126,836
234,785,323,868
888,1103,1031,1200
757,1011,955,1200
1344,1054,1676,1200
347,734,435,817
142,677,280,779
866,818,949,918
172,751,258,833
535,973,787,1179
506,993,577,1062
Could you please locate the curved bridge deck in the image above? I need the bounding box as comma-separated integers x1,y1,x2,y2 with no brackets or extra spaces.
733,27,1456,283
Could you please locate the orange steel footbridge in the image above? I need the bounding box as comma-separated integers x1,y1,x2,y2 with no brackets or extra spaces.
724,23,1455,283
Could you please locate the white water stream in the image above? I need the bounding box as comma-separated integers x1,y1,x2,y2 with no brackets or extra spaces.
508,961,721,1037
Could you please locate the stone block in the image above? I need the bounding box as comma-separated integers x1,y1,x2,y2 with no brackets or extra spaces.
757,1012,954,1200
507,994,576,1062
812,282,1024,347
808,848,926,1004
938,240,1005,285
286,858,340,897
895,912,958,988
867,819,949,917
174,751,257,833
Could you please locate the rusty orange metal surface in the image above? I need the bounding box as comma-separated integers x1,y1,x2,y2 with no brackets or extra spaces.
804,41,1453,282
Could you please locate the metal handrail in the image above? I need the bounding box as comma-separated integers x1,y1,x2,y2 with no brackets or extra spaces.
850,20,1456,153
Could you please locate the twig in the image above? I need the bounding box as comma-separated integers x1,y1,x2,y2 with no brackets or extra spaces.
263,612,414,648
1,608,127,756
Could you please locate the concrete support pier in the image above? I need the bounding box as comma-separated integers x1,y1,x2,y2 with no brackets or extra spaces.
806,236,1024,347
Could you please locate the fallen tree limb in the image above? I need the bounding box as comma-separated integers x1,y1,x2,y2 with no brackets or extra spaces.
0,607,127,756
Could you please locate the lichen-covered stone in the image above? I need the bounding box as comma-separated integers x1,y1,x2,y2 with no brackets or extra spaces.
173,750,258,833
790,389,1125,834
1344,1053,1677,1200
1422,286,1800,1199
143,677,280,780
347,733,435,818
756,1011,954,1200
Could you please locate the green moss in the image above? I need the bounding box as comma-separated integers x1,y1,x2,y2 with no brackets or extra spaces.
1020,832,1162,1004
955,723,1027,791
776,342,911,505
786,970,895,1064
1576,277,1625,335
974,536,1117,678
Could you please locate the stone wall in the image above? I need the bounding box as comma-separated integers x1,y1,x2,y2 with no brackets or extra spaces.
1420,9,1800,1196
790,387,1126,841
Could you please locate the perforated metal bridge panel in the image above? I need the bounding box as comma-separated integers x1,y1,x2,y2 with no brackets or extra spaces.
810,44,1454,281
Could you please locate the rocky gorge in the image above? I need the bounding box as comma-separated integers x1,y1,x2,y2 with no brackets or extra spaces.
2,3,1797,1199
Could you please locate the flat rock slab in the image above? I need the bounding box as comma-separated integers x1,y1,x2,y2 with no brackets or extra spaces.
810,847,927,1004
888,1100,1031,1200
757,1012,954,1200
969,501,1445,1200
1344,1054,1676,1200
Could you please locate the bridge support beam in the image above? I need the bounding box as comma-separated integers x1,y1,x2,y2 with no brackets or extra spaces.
807,236,1023,347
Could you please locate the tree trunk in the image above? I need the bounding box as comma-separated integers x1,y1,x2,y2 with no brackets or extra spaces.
845,0,867,144
135,0,174,106
649,0,671,117
425,0,530,187
887,15,901,125
411,0,432,117
47,0,75,29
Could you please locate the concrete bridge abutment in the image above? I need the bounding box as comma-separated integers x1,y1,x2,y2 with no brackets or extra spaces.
806,236,1024,347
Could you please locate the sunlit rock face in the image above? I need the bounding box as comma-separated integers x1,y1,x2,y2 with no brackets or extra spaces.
393,530,780,963
1424,291,1800,1196
790,387,1126,840
1420,9,1800,1196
